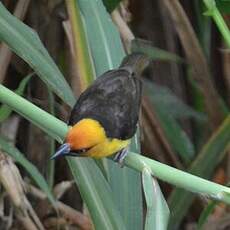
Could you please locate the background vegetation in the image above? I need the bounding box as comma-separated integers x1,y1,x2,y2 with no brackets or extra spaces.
0,0,229,229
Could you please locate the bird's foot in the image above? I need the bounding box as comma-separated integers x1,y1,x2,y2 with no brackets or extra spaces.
113,148,128,167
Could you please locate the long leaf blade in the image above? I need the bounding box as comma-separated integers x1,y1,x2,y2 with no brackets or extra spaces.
168,115,230,228
144,80,207,121
142,167,170,230
68,158,126,230
0,3,75,106
144,81,197,164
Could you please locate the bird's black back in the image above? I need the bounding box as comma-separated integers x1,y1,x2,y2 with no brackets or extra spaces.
68,67,142,140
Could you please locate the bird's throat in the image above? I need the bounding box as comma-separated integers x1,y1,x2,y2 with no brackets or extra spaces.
84,138,130,158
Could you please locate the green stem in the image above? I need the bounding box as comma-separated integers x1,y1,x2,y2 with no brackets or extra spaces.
125,150,230,203
1,84,230,204
203,0,230,47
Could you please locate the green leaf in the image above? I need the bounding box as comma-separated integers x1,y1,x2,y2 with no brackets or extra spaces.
216,0,230,14
132,39,184,63
168,115,230,228
144,81,197,164
0,138,55,206
142,168,169,230
102,0,121,13
144,80,207,121
0,74,33,122
188,71,208,148
68,158,126,230
0,3,75,107
157,109,195,164
203,0,230,47
77,0,143,229
197,201,218,230
193,1,212,57
78,0,125,75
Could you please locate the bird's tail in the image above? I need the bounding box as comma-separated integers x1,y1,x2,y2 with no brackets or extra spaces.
120,53,149,76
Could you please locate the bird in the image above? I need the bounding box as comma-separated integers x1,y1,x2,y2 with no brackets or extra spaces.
51,53,149,163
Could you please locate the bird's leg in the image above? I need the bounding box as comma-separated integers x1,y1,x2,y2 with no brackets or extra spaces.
113,148,128,166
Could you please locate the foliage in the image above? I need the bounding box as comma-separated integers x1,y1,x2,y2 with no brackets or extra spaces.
0,0,229,229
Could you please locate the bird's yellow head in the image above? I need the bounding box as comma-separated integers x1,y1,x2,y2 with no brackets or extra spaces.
50,118,106,159
66,119,106,150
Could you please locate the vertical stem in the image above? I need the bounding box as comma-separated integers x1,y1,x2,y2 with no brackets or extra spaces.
203,0,230,48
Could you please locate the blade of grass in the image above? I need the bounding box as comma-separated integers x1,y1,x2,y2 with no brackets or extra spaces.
142,167,170,230
187,64,209,150
0,3,75,106
68,158,126,230
0,73,33,122
203,0,230,47
78,0,125,74
168,114,230,227
102,0,122,13
142,99,184,169
216,0,230,14
193,1,212,58
77,0,143,228
144,81,197,164
0,0,30,83
65,0,95,90
0,137,55,206
144,80,207,121
153,107,195,165
197,201,219,230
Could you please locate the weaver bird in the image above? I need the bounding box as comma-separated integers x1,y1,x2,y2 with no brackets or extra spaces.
51,53,149,163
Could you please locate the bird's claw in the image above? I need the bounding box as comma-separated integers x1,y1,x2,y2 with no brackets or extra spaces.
113,148,128,167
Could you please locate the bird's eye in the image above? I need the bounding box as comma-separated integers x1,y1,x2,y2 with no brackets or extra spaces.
77,147,91,154
78,149,87,153
68,148,90,156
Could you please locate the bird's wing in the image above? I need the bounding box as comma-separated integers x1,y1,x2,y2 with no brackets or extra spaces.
69,68,142,140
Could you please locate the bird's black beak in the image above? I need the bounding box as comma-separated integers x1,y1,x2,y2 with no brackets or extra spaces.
50,143,71,160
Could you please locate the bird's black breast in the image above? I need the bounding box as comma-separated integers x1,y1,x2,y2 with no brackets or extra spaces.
68,68,142,140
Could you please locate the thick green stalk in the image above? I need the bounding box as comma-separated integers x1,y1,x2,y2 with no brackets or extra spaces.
125,150,230,203
203,0,230,47
1,83,230,205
